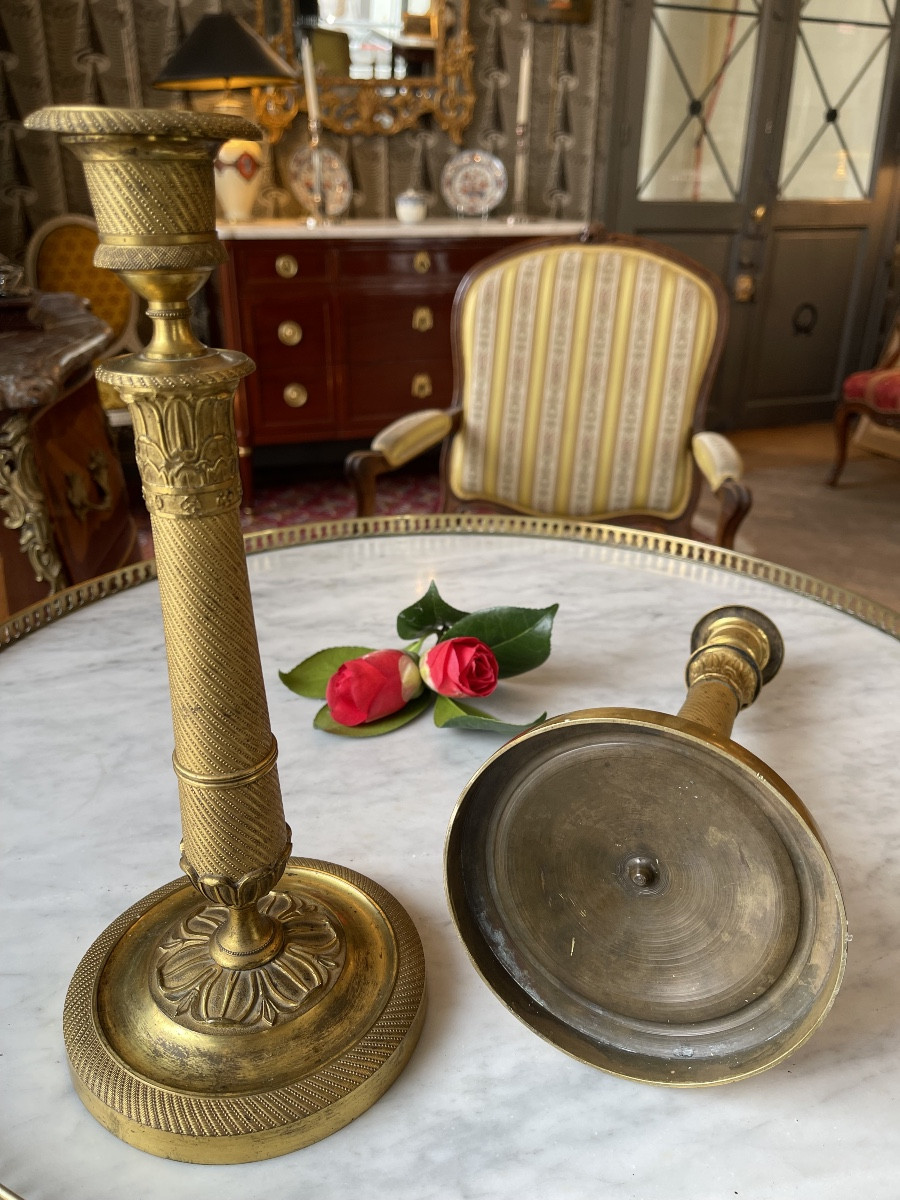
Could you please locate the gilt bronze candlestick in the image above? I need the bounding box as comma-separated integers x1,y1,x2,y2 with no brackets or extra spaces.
23,105,425,1164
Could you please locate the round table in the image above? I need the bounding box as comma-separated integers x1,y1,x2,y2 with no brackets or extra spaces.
2,516,898,1200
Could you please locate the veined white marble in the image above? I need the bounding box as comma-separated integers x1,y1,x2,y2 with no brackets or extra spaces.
2,529,899,1200
216,218,585,240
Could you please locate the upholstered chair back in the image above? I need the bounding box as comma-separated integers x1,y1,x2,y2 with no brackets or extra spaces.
25,215,140,358
447,241,723,522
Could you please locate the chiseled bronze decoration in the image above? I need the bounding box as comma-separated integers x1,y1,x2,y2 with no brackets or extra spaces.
254,0,475,143
0,413,67,595
65,448,112,521
446,605,847,1086
23,104,425,1164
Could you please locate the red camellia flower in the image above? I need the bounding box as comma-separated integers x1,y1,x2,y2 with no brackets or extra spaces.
326,649,423,726
420,637,499,700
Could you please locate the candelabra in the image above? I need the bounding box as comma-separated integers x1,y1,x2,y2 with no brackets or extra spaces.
23,104,425,1164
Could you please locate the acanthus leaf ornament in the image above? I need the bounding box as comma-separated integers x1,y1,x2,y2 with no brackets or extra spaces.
152,891,346,1031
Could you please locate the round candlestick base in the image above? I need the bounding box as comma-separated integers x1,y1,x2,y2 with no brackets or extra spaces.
63,859,426,1163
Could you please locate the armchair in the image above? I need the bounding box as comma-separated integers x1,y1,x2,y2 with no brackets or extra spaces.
24,214,141,414
827,308,900,486
346,228,751,549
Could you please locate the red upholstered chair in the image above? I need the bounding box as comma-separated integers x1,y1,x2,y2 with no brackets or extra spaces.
827,313,900,486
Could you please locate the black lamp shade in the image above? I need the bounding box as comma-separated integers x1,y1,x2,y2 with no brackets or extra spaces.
154,13,297,91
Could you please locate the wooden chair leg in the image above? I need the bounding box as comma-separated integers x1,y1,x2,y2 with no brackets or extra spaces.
826,402,856,487
345,449,390,517
714,479,752,550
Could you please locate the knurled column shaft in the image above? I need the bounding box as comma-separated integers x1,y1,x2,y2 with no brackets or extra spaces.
105,363,289,888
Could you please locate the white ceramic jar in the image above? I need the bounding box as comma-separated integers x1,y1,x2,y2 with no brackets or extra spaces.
395,189,429,224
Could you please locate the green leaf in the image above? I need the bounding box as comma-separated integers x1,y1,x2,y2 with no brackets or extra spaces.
396,581,470,640
443,603,559,678
313,691,433,737
279,646,374,699
432,694,547,735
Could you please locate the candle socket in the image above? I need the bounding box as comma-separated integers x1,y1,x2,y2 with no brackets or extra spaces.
24,105,425,1164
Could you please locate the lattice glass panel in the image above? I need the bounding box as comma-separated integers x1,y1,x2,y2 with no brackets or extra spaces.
779,7,893,199
638,2,761,202
800,0,895,21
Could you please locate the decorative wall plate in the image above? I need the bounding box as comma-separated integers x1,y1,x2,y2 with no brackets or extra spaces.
440,150,508,216
287,147,353,218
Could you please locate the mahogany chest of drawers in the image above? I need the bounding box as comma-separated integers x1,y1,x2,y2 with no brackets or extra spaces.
216,222,579,507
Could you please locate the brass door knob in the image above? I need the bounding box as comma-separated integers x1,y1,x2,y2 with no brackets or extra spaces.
733,272,755,303
412,306,434,333
283,383,309,407
275,254,298,279
413,251,431,274
278,320,303,346
411,373,433,399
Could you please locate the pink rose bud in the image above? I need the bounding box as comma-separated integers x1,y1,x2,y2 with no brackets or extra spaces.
420,637,499,699
326,649,423,726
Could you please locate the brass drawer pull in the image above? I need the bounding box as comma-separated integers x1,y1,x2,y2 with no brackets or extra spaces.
413,251,431,274
283,383,309,407
411,373,433,399
275,254,298,279
412,306,433,333
278,320,303,346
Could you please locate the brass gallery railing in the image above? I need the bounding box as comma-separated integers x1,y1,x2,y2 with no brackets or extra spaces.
2,513,898,651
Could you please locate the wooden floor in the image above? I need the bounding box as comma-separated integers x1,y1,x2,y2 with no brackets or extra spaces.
696,422,899,611
127,420,899,612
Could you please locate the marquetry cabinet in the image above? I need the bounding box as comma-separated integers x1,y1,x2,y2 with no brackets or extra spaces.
216,221,580,507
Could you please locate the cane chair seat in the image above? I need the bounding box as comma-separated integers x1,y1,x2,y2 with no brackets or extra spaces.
24,215,141,412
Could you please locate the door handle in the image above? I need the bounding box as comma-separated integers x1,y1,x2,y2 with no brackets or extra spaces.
283,383,309,407
66,450,112,521
411,373,433,399
412,306,434,333
277,321,303,346
733,273,755,303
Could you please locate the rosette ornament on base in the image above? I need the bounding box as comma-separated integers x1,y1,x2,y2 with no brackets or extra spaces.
23,105,425,1164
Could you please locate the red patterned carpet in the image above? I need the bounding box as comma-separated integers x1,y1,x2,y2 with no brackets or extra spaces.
133,467,441,559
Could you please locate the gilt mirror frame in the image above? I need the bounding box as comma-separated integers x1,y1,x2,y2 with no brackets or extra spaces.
253,0,475,143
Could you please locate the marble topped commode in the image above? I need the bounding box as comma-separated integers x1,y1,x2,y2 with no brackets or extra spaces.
2,519,899,1199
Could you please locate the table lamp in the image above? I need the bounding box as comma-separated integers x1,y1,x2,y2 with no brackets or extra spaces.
154,13,298,221
23,103,426,1163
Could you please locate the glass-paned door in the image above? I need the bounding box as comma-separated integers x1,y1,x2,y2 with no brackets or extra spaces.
779,1,895,199
639,1,762,201
608,0,900,429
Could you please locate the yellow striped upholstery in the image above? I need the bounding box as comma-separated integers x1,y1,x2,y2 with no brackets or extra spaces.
448,244,719,521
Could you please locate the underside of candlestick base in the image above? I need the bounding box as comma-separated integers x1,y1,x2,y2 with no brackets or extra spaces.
63,858,427,1163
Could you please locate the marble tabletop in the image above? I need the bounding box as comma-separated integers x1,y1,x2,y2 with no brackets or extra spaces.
2,518,899,1200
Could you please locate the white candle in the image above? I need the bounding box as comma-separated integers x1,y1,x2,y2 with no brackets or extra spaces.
300,36,320,124
516,31,532,127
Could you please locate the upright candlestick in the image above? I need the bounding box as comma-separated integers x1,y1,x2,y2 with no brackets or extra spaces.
515,24,533,126
23,104,425,1165
508,22,534,224
300,35,320,124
